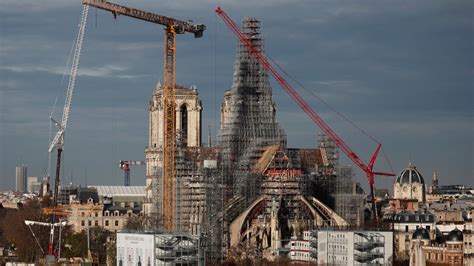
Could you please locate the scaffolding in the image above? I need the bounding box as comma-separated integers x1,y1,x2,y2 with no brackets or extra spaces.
219,17,286,214
334,167,366,227
308,133,366,227
201,161,225,264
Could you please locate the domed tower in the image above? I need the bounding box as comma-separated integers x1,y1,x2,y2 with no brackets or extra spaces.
412,227,431,243
446,228,464,263
410,228,430,266
394,163,426,202
446,228,463,247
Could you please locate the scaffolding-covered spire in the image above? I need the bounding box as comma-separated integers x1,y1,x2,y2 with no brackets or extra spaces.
219,18,286,200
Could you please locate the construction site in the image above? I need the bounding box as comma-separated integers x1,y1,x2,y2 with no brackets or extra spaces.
33,1,397,265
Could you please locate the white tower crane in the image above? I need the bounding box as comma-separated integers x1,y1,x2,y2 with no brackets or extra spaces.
49,5,89,206
25,219,67,260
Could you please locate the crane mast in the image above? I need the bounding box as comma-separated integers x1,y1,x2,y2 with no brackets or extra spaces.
119,160,146,186
49,5,89,207
215,7,395,220
82,0,205,232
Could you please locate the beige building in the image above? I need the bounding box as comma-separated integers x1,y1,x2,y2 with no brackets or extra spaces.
67,201,141,233
147,81,202,150
394,163,426,203
410,227,464,265
144,81,203,215
68,200,104,233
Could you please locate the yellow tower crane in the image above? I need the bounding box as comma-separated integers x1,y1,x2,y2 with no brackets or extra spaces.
82,0,205,232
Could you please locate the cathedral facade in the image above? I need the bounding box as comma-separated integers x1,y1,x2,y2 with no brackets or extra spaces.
143,81,202,215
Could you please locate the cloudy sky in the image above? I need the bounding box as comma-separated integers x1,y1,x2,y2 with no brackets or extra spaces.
0,0,472,191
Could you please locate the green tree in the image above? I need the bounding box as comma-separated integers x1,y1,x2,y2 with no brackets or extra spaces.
89,227,110,264
62,231,88,258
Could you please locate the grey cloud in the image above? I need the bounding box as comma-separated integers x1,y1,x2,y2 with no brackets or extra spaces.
0,0,472,190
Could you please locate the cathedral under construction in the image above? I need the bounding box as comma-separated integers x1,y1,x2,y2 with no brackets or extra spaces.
144,18,366,263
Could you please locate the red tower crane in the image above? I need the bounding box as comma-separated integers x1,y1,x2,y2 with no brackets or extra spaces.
119,160,146,186
215,7,395,220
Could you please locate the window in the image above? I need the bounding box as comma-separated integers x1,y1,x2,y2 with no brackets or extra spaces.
95,220,98,226
180,104,188,146
115,220,119,226
81,212,85,217
426,226,430,231
81,220,85,226
88,220,91,226
105,220,109,226
95,212,98,217
405,226,409,232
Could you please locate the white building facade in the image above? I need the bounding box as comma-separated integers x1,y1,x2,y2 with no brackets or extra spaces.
285,230,393,265
117,232,205,265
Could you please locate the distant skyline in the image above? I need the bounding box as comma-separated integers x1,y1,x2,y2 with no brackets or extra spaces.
1,0,472,191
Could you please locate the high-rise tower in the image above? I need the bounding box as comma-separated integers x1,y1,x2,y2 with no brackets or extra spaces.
15,165,27,192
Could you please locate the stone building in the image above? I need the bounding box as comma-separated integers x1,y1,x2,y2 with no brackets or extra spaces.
227,146,349,261
144,81,203,215
385,211,435,258
67,201,142,233
60,186,143,233
409,227,464,265
394,163,426,203
147,81,202,150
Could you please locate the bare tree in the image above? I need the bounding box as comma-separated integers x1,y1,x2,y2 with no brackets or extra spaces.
0,199,50,262
124,214,162,232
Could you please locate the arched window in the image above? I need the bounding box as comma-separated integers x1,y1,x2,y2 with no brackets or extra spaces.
180,104,188,146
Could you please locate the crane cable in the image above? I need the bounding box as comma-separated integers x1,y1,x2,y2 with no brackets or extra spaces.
267,55,395,174
26,224,46,255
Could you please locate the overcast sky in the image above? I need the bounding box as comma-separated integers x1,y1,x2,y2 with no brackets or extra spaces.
0,0,472,192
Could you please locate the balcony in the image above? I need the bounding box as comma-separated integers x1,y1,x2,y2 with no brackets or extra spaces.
354,252,384,263
354,241,384,252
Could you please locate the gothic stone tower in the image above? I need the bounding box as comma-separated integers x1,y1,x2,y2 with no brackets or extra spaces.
143,81,202,215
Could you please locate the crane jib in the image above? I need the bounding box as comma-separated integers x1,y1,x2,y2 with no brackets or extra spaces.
82,0,205,38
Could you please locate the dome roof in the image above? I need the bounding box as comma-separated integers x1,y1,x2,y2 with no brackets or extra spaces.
447,228,463,242
412,227,430,240
396,163,425,185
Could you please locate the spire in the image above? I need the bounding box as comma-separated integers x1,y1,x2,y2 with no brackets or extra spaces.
219,17,286,160
432,171,438,187
207,125,212,147
155,80,162,90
